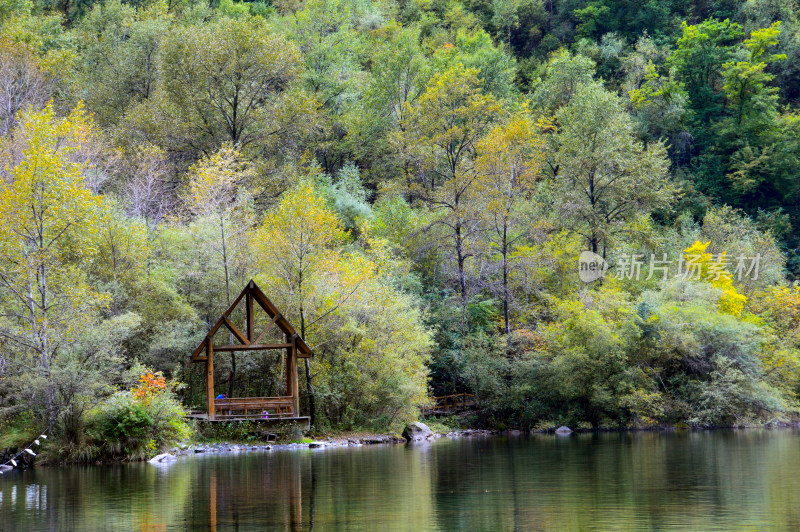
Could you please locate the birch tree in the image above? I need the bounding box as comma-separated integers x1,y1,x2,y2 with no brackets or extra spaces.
475,113,545,333
253,183,347,426
0,104,108,425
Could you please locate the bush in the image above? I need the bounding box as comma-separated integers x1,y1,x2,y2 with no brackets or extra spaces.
83,370,191,461
195,420,257,443
87,392,154,459
453,278,800,430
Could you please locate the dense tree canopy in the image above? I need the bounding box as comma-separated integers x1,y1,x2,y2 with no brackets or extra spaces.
2,0,800,451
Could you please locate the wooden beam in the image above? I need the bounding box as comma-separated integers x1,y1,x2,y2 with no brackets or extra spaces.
212,343,292,351
249,280,313,356
191,336,209,361
189,279,313,397
245,292,254,342
206,314,231,339
254,311,282,345
289,335,299,416
206,340,215,421
222,317,249,345
285,334,291,413
250,285,290,333
220,286,248,321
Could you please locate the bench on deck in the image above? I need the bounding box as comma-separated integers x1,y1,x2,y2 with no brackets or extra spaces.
214,396,294,419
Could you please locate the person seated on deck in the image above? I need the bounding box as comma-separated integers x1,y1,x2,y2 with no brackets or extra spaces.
216,393,226,400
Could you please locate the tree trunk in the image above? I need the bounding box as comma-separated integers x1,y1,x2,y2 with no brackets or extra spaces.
220,216,236,399
455,220,468,303
502,224,510,335
300,307,315,427
36,221,56,425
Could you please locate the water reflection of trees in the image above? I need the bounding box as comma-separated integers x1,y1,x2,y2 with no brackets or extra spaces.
6,433,800,529
427,432,800,530
0,462,192,530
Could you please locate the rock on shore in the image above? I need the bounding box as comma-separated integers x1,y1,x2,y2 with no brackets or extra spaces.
149,453,177,464
403,422,433,441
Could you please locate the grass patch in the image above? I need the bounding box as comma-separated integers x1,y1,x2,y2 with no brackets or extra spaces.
419,417,458,434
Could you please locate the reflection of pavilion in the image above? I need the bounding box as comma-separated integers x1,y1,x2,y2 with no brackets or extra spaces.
190,280,312,428
205,454,307,531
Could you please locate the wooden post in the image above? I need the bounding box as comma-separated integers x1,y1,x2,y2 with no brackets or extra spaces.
206,339,216,420
285,335,291,413
245,292,254,342
289,453,302,531
208,472,217,532
286,336,299,416
292,337,299,416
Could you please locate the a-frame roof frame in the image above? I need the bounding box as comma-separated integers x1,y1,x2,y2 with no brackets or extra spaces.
191,279,313,361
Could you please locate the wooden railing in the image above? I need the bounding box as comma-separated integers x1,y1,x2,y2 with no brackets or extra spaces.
422,393,477,415
214,396,294,419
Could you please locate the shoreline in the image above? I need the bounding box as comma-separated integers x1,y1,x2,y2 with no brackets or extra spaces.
161,428,497,459
154,422,800,461
7,423,800,470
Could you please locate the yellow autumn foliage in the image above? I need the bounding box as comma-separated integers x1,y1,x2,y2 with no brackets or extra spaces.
187,144,253,217
0,103,110,359
681,240,747,316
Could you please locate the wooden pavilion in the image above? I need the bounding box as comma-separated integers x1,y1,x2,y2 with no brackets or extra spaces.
190,280,312,421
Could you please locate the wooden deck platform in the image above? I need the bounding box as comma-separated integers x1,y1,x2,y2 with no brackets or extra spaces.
187,413,311,431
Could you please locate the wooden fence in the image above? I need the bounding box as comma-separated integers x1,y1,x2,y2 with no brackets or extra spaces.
422,393,477,415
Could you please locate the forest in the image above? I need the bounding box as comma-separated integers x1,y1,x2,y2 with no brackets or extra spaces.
1,0,800,460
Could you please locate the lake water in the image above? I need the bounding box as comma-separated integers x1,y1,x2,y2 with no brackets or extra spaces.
2,430,800,531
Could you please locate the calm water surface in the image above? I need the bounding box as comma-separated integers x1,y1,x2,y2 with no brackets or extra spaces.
2,430,800,531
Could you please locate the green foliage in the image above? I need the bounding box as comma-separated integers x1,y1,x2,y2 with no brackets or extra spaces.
0,104,115,429
251,183,431,431
79,369,190,462
4,0,800,451
433,29,516,99
530,49,595,113
91,393,154,446
666,18,800,245
129,13,307,162
670,18,743,125
319,162,373,234
453,275,800,429
550,82,672,255
625,52,690,157
196,420,258,443
0,411,41,451
73,0,169,127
